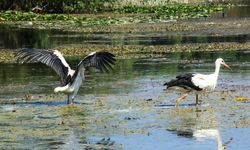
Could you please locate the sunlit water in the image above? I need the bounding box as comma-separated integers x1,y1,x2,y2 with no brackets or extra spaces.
0,51,249,149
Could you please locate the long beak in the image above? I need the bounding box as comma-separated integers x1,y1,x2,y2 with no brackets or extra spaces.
223,63,232,71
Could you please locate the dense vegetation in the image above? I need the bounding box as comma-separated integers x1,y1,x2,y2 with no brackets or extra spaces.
0,2,231,26
0,0,115,13
0,0,231,14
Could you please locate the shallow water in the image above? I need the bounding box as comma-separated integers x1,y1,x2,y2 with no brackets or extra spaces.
0,51,249,149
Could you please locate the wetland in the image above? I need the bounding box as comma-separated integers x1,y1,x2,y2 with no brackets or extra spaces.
0,3,250,150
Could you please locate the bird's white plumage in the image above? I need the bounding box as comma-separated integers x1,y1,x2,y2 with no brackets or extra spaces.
53,50,76,76
89,52,96,56
53,50,71,69
192,58,227,92
192,73,218,91
54,84,71,93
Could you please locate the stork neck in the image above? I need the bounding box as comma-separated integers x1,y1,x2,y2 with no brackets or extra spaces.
214,62,221,76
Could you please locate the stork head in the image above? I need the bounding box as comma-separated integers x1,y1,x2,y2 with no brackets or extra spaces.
215,58,232,71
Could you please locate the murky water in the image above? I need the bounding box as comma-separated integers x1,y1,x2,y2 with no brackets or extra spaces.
0,51,249,149
213,5,250,18
1,23,250,50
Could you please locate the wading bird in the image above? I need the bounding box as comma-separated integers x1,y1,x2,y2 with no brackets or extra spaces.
164,58,231,107
17,48,116,104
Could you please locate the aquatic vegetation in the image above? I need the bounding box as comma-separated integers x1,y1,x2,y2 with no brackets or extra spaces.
0,0,115,13
0,11,71,21
0,3,232,26
115,3,232,19
0,50,15,63
235,96,248,102
0,10,125,26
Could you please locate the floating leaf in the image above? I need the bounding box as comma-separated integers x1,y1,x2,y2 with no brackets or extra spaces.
235,96,248,102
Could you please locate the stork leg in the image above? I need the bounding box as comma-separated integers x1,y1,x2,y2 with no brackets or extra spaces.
195,94,199,106
67,95,75,104
71,96,75,104
67,95,70,104
175,93,189,107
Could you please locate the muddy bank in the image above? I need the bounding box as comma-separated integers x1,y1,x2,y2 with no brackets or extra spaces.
2,16,250,33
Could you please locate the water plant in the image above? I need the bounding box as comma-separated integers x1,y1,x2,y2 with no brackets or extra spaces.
0,3,232,26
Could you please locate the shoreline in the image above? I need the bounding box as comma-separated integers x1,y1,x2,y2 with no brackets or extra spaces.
2,42,250,63
1,16,250,63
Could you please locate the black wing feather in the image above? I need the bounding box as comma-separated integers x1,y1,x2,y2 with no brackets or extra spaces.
16,48,70,85
77,51,116,71
164,73,202,91
70,51,116,84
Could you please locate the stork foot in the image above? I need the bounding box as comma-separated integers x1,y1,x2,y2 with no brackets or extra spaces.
70,101,74,105
175,94,188,107
67,95,75,104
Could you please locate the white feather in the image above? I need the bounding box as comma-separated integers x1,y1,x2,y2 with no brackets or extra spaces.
54,71,83,98
53,50,71,68
192,73,217,91
88,52,96,56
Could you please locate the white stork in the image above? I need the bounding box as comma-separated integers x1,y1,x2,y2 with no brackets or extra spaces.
164,58,231,107
16,48,116,104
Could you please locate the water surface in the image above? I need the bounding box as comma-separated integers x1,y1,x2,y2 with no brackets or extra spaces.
0,51,249,149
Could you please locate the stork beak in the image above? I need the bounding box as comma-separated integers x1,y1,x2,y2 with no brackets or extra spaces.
223,63,232,71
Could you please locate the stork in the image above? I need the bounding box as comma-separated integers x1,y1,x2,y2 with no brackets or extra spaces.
16,48,116,104
164,58,231,107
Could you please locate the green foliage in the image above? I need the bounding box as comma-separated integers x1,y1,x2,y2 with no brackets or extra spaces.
0,10,125,26
0,11,71,21
0,3,232,26
0,0,116,13
116,3,232,19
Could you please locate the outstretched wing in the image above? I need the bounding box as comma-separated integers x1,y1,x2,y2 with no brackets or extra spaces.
16,48,71,85
77,51,116,73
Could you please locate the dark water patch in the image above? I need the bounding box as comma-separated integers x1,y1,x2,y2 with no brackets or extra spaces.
14,101,80,106
166,129,194,138
1,23,250,49
0,123,11,126
46,141,65,145
213,6,250,19
36,115,61,119
86,33,250,46
0,24,97,49
155,103,209,108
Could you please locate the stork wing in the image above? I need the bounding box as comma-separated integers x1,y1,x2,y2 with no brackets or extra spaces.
16,48,71,85
164,73,202,91
76,51,116,73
